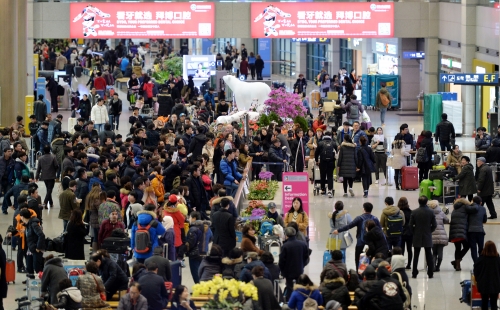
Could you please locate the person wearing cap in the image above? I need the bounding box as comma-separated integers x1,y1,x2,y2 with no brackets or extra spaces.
279,227,310,300
476,156,496,219
239,252,272,283
450,155,476,202
267,202,284,227
162,194,186,260
91,98,109,132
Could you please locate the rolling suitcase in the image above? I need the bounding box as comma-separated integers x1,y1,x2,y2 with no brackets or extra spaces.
401,166,418,190
323,250,332,267
163,243,169,259
432,179,443,196
419,179,433,199
5,243,15,284
75,66,82,78
170,260,182,288
460,280,471,304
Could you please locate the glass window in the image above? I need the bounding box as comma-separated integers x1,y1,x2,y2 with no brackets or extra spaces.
278,39,295,77
306,43,327,81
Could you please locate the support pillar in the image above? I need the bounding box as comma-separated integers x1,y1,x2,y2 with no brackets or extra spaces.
0,0,28,126
461,0,477,135
295,42,307,77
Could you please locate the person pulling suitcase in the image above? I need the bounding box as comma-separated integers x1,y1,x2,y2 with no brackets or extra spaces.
315,131,337,198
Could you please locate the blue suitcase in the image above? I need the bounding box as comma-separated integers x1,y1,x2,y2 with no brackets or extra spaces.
323,249,346,267
170,260,182,288
460,280,471,304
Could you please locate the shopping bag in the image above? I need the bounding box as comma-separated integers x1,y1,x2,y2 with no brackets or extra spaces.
362,110,371,122
358,253,370,275
326,234,342,251
343,231,353,247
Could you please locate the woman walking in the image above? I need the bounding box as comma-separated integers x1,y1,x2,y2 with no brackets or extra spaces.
473,240,500,310
428,200,449,272
371,127,388,185
417,131,434,182
449,198,470,271
357,136,375,198
391,133,409,190
398,197,413,269
337,135,357,197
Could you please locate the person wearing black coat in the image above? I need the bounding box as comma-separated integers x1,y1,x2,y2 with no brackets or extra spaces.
466,196,488,263
398,198,413,269
476,157,497,219
165,116,182,134
357,137,376,198
289,129,306,173
337,136,357,197
248,137,263,180
320,269,351,309
145,126,161,148
171,102,188,117
104,180,120,198
485,138,500,163
255,55,265,80
163,162,182,193
186,165,210,220
417,132,434,182
473,240,500,310
364,221,388,258
137,264,169,310
21,209,45,273
449,198,470,271
211,200,236,257
64,218,87,260
269,139,286,181
409,196,437,278
435,113,456,151
189,130,207,162
359,267,406,310
279,227,309,300
90,253,129,301
41,256,69,304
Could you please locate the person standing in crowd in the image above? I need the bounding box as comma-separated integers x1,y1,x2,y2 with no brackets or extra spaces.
284,197,309,237
473,240,500,310
391,134,409,190
289,128,306,173
315,130,336,197
279,227,309,301
427,199,449,272
371,127,388,184
467,196,487,263
375,82,392,126
476,157,497,219
435,113,456,151
0,234,6,310
35,145,58,209
380,196,405,251
475,127,491,151
65,209,87,260
20,208,45,273
58,180,80,232
269,138,286,182
108,93,122,131
211,198,236,257
409,196,436,278
417,131,434,182
137,262,170,310
186,164,211,220
337,135,357,197
357,136,375,198
91,98,109,132
451,155,476,201
342,95,363,124
449,198,470,271
397,197,413,269
255,54,264,80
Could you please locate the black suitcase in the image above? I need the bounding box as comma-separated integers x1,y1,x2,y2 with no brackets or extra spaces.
101,237,130,254
75,66,82,78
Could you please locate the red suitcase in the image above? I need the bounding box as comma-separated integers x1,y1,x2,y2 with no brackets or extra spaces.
401,166,419,190
5,243,15,284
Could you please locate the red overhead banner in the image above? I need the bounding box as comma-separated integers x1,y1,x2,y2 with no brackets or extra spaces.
70,3,214,38
251,2,394,38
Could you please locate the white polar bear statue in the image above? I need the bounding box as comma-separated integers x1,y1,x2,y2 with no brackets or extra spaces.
223,75,271,113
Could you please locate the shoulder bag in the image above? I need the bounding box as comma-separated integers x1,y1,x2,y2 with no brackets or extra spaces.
91,274,107,301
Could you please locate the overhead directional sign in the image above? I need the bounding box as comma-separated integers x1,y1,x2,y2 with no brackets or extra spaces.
439,73,498,85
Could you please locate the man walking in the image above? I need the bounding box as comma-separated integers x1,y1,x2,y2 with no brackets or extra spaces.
279,227,309,300
476,157,497,219
435,113,456,151
35,145,59,209
380,196,405,251
375,83,392,126
315,131,336,197
466,196,487,263
409,195,437,278
211,198,236,256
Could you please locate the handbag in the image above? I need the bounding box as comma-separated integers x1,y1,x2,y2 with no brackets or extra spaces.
326,234,342,251
91,274,107,301
387,156,393,167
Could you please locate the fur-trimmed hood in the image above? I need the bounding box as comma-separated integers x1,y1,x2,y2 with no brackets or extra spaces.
341,142,356,148
328,210,348,220
222,256,243,265
120,188,130,195
163,206,180,214
322,277,346,285
454,198,471,208
211,196,234,205
293,284,319,291
137,210,157,226
427,200,440,209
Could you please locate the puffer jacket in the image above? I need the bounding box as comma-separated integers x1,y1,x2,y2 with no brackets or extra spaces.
453,163,477,195
328,210,353,248
131,210,166,259
435,120,455,143
364,226,388,258
401,208,412,237
219,158,242,186
51,138,65,168
320,258,348,283
380,205,405,236
485,139,500,163
449,198,470,242
41,257,68,304
320,278,351,309
428,200,449,245
353,279,378,306
466,203,487,233
198,255,223,282
476,163,494,197
337,142,357,178
288,284,323,310
162,206,185,247
239,260,272,283
476,133,492,151
391,140,408,169
447,150,463,174
91,104,109,125
221,256,245,279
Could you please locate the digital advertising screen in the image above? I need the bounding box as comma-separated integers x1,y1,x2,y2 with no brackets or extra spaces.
183,55,216,82
70,3,214,38
251,2,394,38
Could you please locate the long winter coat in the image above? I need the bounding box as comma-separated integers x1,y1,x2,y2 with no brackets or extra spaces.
449,198,470,242
253,277,281,310
337,142,357,178
163,206,185,247
409,203,437,248
41,257,68,304
447,150,463,174
474,255,500,295
428,200,449,246
390,140,408,169
417,137,434,170
320,278,351,309
476,163,495,197
357,145,376,176
211,208,236,253
365,226,388,258
454,163,477,196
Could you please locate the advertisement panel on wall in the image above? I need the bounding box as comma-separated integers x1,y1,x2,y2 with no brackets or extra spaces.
183,55,216,87
251,2,393,38
70,3,214,38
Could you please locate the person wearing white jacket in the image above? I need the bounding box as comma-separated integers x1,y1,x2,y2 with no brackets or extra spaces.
91,98,109,132
138,44,148,68
232,55,241,77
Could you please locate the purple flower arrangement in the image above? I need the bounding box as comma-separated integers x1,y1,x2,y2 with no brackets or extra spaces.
251,208,266,217
258,171,274,181
264,88,307,121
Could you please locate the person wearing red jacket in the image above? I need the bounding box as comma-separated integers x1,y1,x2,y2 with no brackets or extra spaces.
97,210,125,247
240,57,249,80
142,76,155,108
313,115,327,132
93,72,107,99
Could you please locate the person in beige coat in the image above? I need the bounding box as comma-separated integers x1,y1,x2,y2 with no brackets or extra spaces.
56,53,67,71
446,145,463,175
202,139,214,176
390,134,409,190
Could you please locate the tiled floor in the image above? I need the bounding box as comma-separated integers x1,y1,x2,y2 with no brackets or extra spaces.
2,69,498,309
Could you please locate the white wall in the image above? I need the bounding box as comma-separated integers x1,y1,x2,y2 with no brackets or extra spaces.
439,3,461,43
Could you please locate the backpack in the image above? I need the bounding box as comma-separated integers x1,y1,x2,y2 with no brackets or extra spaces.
349,104,359,119
381,93,390,107
322,139,335,161
260,222,274,236
134,219,158,254
393,272,411,309
360,214,374,243
415,146,428,163
299,291,318,310
386,211,404,236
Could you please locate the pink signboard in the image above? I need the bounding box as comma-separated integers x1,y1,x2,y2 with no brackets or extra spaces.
282,172,309,215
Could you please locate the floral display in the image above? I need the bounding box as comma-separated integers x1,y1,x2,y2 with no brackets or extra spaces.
247,180,279,200
264,87,307,122
258,171,273,181
192,276,258,309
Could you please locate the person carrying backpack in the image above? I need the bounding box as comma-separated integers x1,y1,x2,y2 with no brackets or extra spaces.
342,94,364,123
131,204,166,263
380,197,405,252
287,274,323,310
333,202,381,272
315,131,337,197
358,267,407,310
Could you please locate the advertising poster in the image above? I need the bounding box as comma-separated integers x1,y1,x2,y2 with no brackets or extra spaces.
257,38,271,78
251,2,393,38
282,172,309,215
70,3,214,38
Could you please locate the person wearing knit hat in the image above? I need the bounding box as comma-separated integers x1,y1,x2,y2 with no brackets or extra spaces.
476,155,497,219
159,215,176,261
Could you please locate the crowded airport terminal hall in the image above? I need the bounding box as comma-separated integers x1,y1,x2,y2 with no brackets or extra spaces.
2,0,500,309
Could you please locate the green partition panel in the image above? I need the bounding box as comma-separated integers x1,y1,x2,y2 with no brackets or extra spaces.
423,94,443,132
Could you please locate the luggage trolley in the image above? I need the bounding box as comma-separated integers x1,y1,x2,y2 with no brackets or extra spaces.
441,178,458,215
312,163,321,196
460,270,500,309
487,163,500,198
